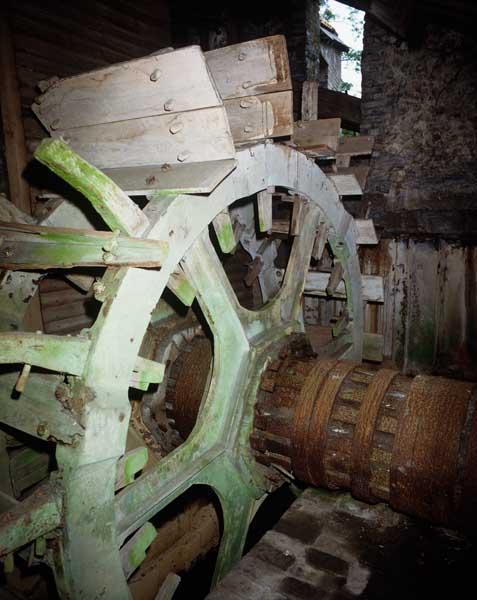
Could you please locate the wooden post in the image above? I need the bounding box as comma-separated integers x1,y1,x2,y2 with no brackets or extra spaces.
0,10,44,331
0,11,32,215
302,0,320,121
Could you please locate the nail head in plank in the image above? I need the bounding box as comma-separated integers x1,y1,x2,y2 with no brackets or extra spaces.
102,159,237,196
33,46,222,132
224,90,293,143
53,106,235,170
206,35,291,100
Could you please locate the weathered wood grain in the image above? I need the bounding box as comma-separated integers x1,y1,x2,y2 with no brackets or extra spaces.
53,107,235,169
224,91,293,143
33,46,221,131
206,35,291,100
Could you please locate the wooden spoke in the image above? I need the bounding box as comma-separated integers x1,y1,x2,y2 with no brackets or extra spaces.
256,187,273,233
34,139,150,237
278,203,319,323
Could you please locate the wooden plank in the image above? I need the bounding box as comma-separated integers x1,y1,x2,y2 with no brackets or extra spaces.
115,447,148,491
34,138,150,237
0,194,34,224
0,332,90,376
206,35,291,100
304,272,384,302
167,267,196,307
213,209,236,254
317,88,361,132
328,173,362,196
355,219,378,245
290,196,305,236
103,159,237,196
301,80,318,121
120,522,157,580
0,15,33,215
312,222,329,260
363,332,384,362
32,46,222,132
327,262,344,295
293,118,341,151
0,372,83,443
155,573,181,600
224,90,293,143
337,135,374,156
337,165,370,190
44,314,93,335
53,106,235,169
0,221,169,270
130,357,165,391
257,188,273,233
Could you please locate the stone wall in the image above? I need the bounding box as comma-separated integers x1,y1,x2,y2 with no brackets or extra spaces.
361,16,477,237
357,16,477,378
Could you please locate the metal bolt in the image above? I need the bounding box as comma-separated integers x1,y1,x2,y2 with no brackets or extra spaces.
93,281,106,299
169,121,183,134
51,119,60,130
177,151,190,162
240,99,253,109
164,99,174,111
238,51,246,61
244,125,253,133
37,422,49,438
242,81,253,89
102,251,115,263
150,68,161,82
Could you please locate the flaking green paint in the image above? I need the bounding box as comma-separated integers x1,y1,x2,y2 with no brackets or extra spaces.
216,222,236,254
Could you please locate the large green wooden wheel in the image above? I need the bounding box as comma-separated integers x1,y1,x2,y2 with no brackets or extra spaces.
0,140,363,598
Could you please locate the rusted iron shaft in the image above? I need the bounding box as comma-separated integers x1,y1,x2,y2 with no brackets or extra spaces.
252,355,477,528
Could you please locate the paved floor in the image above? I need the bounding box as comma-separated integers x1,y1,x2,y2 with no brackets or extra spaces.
207,487,475,599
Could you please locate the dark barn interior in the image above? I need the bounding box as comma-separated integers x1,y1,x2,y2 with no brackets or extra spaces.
0,1,476,599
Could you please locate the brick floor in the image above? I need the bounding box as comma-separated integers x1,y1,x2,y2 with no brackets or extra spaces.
206,488,475,599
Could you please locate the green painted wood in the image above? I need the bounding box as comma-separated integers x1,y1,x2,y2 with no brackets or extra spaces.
0,332,90,375
34,139,150,237
115,447,148,491
0,221,169,270
120,521,157,579
0,372,83,443
0,482,62,556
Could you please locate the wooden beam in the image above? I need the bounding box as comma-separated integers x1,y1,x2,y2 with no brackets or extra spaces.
257,188,274,233
206,35,291,101
0,221,169,270
317,88,361,131
302,81,319,121
293,118,341,151
0,12,31,215
0,11,43,333
302,0,321,120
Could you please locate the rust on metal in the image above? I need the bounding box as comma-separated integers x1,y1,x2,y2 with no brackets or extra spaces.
166,337,212,439
390,375,474,524
251,351,477,528
306,360,355,487
351,368,398,502
291,358,338,484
